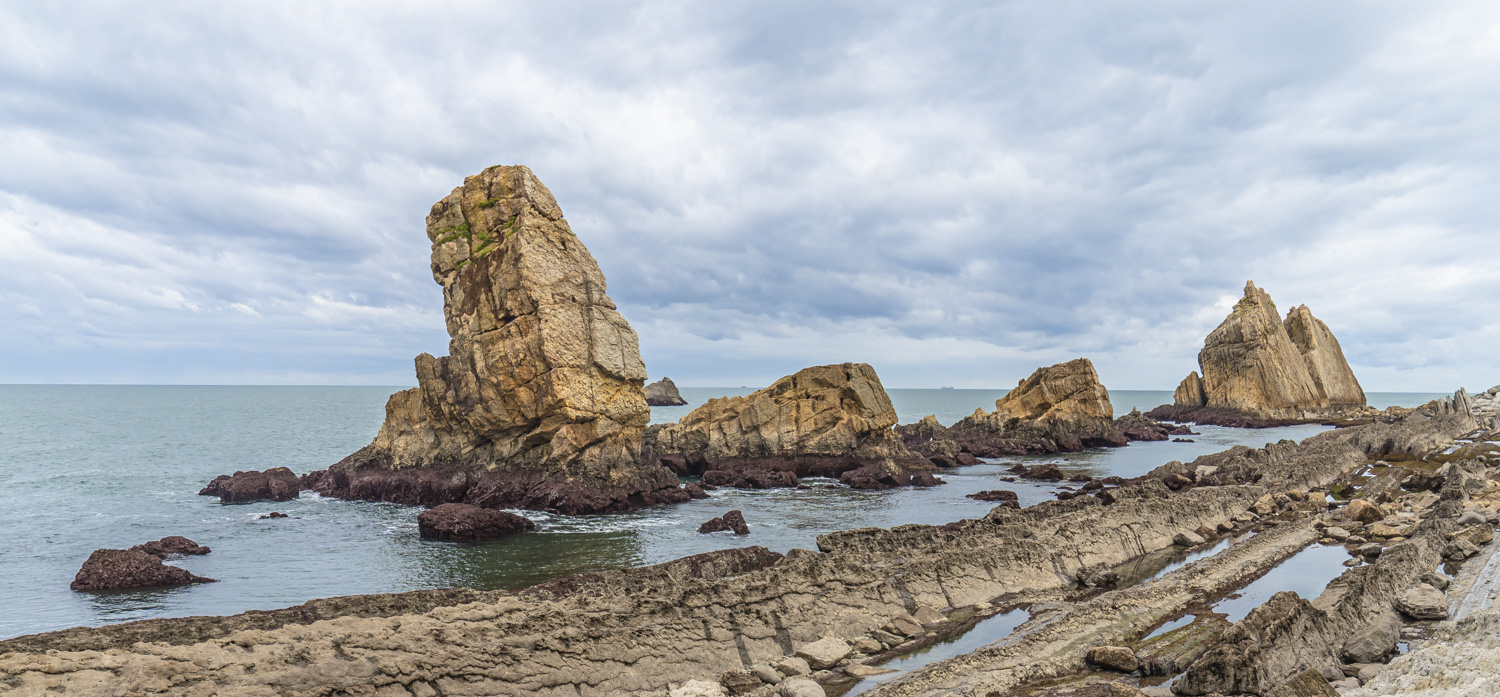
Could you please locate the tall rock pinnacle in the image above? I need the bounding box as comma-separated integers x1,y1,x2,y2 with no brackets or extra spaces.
305,165,684,514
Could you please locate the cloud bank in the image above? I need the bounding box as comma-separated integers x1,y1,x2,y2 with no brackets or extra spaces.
2,1,1497,390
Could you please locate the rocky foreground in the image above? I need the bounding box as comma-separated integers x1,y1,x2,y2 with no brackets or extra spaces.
6,390,1498,696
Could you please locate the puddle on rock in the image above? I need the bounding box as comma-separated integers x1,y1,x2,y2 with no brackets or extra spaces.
1210,543,1351,623
830,607,1033,696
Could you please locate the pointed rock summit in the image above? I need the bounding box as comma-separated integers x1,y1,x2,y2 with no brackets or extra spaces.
304,165,684,514
949,358,1129,455
1152,281,1366,426
644,376,688,406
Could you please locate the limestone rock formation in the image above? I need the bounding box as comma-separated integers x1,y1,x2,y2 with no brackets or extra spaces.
303,165,684,515
645,377,688,406
71,549,216,591
198,468,300,503
894,415,980,467
417,503,536,542
640,363,929,489
949,358,1129,456
1152,282,1366,425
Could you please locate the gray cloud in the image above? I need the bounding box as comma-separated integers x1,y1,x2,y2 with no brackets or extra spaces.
2,1,1497,391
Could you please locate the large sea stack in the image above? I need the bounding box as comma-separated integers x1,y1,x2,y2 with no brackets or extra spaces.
1150,281,1366,427
640,363,930,489
948,358,1130,456
303,165,684,515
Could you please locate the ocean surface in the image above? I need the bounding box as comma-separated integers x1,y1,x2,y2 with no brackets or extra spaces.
0,386,1449,639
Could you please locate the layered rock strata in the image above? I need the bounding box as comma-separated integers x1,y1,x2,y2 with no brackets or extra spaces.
948,358,1129,456
302,166,684,515
3,394,1476,697
640,363,929,490
1153,281,1367,426
645,377,688,406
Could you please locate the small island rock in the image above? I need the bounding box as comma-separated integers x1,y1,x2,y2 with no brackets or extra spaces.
71,548,216,591
129,536,210,558
645,377,688,406
198,467,300,503
699,510,751,535
417,503,536,542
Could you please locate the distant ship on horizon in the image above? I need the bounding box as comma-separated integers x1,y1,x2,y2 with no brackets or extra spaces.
940,386,955,390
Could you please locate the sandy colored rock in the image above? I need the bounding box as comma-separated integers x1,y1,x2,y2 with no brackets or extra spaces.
950,358,1127,455
1086,645,1139,672
646,376,688,406
673,680,728,697
795,637,852,670
1394,583,1448,620
1161,281,1365,422
1342,607,1500,696
303,165,682,515
1346,499,1383,524
775,657,811,677
642,363,925,487
1265,668,1339,697
778,679,825,697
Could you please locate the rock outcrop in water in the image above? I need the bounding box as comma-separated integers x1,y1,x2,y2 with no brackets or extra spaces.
947,358,1129,456
71,549,216,591
302,165,684,515
645,377,688,406
130,536,210,559
417,503,536,542
198,468,300,503
640,363,930,489
1151,281,1366,426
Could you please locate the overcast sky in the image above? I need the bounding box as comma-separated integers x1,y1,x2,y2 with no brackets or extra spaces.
2,2,1497,391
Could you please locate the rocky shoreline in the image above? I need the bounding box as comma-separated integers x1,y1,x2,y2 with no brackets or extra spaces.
5,390,1493,696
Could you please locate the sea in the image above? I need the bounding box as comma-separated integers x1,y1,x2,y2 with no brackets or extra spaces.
0,386,1449,640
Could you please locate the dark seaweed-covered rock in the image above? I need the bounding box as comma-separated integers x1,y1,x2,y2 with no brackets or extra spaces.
71,549,217,591
199,467,300,503
699,510,750,535
702,466,799,489
129,536,210,558
1020,463,1066,481
417,503,536,542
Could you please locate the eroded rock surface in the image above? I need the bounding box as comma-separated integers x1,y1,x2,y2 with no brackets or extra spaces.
302,166,683,515
949,358,1128,456
1153,281,1367,426
70,549,216,591
129,536,210,559
198,467,300,503
417,503,536,542
641,363,928,489
646,376,688,406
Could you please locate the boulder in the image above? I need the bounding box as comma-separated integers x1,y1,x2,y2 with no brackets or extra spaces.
967,489,1019,503
1394,583,1448,620
302,165,684,515
699,510,751,535
1341,614,1399,663
642,363,927,488
1153,282,1365,424
794,637,851,670
949,358,1129,456
417,503,536,542
1264,668,1338,697
1086,645,1139,672
1345,499,1383,524
1107,684,1149,697
1021,463,1066,481
129,536,210,559
777,679,825,697
749,665,782,685
774,657,811,677
645,377,689,406
911,605,946,625
1115,408,1194,441
1174,530,1206,547
71,549,216,591
671,680,727,697
719,670,761,695
198,467,300,503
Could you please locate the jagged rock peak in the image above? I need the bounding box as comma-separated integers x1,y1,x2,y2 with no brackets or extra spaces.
1172,281,1365,420
644,376,688,406
950,358,1128,453
305,165,682,515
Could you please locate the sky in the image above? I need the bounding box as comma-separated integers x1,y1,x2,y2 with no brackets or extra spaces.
1,2,1498,391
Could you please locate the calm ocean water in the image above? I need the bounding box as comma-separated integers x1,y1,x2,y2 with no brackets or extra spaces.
0,385,1447,639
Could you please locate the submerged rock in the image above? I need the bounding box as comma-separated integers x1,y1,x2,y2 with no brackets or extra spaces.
698,510,750,535
129,536,210,559
949,358,1129,456
645,376,688,406
1152,281,1366,425
198,467,300,503
642,363,931,489
417,503,536,542
303,166,684,515
71,549,216,591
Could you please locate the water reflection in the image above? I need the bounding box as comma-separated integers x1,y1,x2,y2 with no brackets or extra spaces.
834,607,1033,696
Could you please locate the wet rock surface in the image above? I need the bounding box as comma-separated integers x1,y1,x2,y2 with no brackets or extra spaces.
129,536,210,558
303,165,682,515
71,549,216,591
198,467,300,503
416,503,536,542
699,510,751,535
